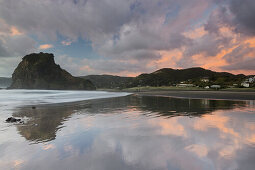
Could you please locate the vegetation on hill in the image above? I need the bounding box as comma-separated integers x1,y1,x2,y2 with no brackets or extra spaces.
81,75,134,89
132,67,245,88
81,67,248,89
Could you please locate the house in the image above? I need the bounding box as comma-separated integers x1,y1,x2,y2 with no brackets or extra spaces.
241,82,250,88
200,77,209,82
210,85,221,89
228,84,238,88
176,83,194,87
248,76,255,83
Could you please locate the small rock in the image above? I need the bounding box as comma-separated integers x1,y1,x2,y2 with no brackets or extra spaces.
6,117,22,123
32,106,36,109
6,117,17,122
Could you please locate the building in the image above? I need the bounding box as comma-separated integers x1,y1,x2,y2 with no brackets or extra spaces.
210,85,221,89
200,77,209,82
176,83,194,87
241,82,250,88
248,76,255,83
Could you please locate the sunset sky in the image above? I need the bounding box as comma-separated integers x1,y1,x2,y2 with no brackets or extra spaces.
0,0,254,77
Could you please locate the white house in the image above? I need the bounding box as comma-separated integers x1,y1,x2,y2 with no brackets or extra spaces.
241,82,250,88
248,76,255,83
176,83,194,87
211,85,221,89
200,77,209,82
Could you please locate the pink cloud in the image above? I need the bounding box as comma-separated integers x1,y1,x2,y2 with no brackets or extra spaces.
39,44,53,50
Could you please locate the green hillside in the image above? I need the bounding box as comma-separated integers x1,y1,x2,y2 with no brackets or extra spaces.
81,75,134,89
82,67,249,89
132,67,246,87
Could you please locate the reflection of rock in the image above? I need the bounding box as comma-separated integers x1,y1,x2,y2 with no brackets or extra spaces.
13,96,246,143
13,104,85,142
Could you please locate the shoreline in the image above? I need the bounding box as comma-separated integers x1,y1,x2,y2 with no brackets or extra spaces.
133,90,255,101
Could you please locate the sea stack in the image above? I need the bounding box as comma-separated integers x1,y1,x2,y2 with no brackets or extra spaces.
9,52,96,90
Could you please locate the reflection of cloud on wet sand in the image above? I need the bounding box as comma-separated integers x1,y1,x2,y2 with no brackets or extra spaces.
0,159,24,170
193,112,239,137
42,144,55,150
185,144,208,158
149,118,187,137
2,97,255,170
14,160,24,168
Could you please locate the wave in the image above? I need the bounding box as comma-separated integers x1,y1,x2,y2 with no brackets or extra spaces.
0,89,131,108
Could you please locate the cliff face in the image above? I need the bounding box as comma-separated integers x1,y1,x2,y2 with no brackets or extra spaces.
9,53,96,90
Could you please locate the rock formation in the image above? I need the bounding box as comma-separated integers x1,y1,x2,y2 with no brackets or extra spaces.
9,52,96,90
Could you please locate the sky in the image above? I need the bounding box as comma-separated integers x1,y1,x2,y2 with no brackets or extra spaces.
0,0,255,77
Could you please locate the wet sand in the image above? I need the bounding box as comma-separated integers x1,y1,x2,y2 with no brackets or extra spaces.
135,90,255,100
2,90,255,170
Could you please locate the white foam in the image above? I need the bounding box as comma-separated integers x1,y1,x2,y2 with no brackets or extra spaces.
0,89,131,109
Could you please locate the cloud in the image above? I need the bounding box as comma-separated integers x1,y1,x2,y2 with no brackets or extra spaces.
0,19,36,59
221,57,255,71
223,44,254,63
0,0,133,41
0,0,254,76
0,41,10,57
0,1,209,53
55,54,158,76
10,27,23,36
0,57,21,76
229,0,255,36
0,20,36,76
39,44,53,50
61,40,72,46
0,34,36,58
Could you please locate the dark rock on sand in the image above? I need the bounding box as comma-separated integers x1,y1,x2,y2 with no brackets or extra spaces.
6,117,21,123
9,52,96,90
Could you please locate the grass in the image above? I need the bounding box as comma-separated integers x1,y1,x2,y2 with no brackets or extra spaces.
97,86,255,92
123,86,210,92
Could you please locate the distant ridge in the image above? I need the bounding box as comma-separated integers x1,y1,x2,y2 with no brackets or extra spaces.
0,77,12,88
82,67,247,89
132,67,246,87
81,75,134,89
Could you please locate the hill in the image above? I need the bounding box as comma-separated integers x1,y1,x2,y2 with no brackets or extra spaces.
9,53,96,90
82,67,247,89
132,67,246,87
81,75,134,89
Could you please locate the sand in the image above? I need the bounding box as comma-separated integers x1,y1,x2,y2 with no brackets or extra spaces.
135,90,255,100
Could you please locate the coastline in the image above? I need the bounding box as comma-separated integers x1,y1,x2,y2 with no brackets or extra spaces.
133,90,255,101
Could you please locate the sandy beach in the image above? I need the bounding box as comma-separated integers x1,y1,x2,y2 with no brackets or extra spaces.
135,90,255,100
